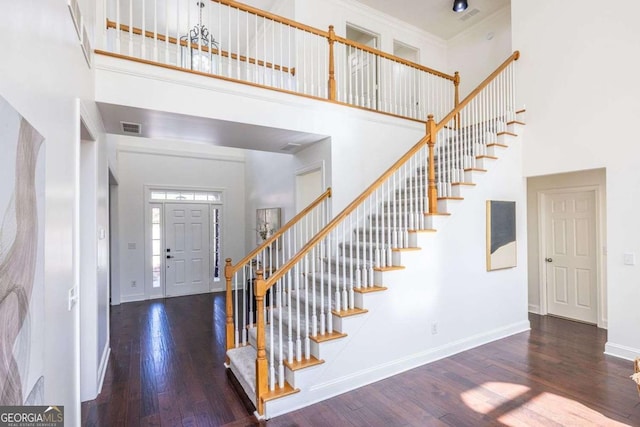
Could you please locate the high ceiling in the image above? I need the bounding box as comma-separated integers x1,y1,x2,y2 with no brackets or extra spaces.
354,0,510,40
102,0,510,153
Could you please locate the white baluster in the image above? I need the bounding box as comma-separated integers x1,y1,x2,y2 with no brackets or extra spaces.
115,0,121,54
269,288,275,391
294,264,301,362
311,248,318,338
128,0,133,56
277,279,284,388
287,269,293,364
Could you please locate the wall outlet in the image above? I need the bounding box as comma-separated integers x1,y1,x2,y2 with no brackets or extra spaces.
431,322,438,335
68,287,78,311
131,280,137,287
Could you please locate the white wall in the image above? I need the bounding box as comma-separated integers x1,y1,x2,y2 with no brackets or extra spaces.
243,138,332,255
78,109,111,402
114,135,246,301
526,169,607,326
95,55,427,216
447,7,512,97
244,151,296,253
512,0,640,359
294,137,331,192
0,0,102,423
268,132,530,418
293,0,447,72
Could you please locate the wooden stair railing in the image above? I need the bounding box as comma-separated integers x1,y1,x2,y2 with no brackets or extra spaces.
101,0,458,123
104,20,296,75
224,188,332,362
250,51,521,416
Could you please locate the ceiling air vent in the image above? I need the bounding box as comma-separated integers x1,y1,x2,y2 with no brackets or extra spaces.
121,121,142,135
459,8,480,22
280,142,301,153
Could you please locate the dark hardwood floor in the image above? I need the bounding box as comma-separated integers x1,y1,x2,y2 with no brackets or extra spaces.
82,293,640,426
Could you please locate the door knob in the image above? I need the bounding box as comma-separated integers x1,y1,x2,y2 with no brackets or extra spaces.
545,257,553,263
166,255,174,259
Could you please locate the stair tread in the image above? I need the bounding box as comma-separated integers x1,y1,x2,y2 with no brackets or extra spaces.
262,383,300,403
284,356,324,371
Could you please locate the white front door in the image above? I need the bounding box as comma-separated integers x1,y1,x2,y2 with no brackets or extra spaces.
544,190,598,324
165,203,210,297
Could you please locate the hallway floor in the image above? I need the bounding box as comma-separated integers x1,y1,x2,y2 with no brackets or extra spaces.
82,293,640,426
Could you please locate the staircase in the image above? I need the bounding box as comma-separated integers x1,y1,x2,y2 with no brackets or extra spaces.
226,52,525,419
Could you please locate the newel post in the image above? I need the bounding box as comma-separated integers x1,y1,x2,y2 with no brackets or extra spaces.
225,258,234,363
328,25,337,101
426,114,438,214
254,271,268,416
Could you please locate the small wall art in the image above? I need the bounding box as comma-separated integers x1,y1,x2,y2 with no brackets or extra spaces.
486,200,516,271
255,207,281,245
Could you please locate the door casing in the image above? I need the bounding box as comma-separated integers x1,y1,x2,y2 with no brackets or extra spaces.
537,185,605,328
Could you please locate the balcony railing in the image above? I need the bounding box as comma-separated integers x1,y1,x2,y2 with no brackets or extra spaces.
99,0,458,122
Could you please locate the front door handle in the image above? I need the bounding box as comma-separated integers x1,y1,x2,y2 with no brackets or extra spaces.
545,257,553,263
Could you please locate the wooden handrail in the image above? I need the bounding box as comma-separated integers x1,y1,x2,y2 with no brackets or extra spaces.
214,1,454,81
332,34,456,81
225,187,331,357
227,187,332,277
213,0,330,38
435,51,520,131
106,19,296,76
262,51,520,291
262,133,430,289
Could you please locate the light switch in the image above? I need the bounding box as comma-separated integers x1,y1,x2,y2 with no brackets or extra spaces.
623,253,636,266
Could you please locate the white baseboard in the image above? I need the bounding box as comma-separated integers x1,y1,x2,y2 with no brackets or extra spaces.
97,345,111,395
120,294,146,303
265,320,531,419
528,304,541,314
604,342,640,361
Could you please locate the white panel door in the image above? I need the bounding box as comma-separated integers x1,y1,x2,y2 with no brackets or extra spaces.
165,203,210,297
544,191,597,324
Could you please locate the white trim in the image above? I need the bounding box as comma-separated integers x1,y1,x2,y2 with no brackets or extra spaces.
265,320,530,419
120,293,147,303
447,6,511,45
118,143,245,163
95,55,425,131
604,342,640,361
329,0,447,47
144,185,226,298
537,185,606,328
295,161,326,216
295,161,326,188
528,304,540,314
96,345,111,395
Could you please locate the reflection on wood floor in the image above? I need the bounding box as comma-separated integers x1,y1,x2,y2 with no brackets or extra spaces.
82,293,640,426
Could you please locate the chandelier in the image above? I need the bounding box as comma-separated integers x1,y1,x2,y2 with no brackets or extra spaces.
181,1,219,73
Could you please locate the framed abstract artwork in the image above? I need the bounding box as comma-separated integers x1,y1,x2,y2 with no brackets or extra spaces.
0,95,46,404
486,200,516,271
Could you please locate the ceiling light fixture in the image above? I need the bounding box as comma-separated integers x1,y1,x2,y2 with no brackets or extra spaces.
453,0,468,12
181,1,219,72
